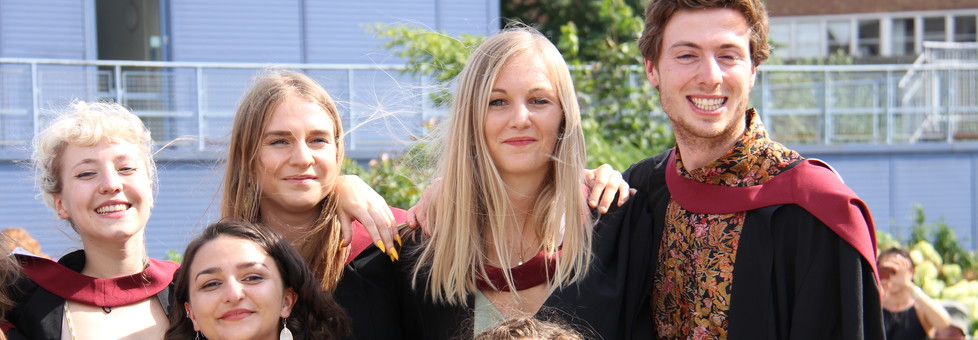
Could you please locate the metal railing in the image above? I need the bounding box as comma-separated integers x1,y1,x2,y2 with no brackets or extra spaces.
1,57,977,160
0,58,442,159
753,63,978,145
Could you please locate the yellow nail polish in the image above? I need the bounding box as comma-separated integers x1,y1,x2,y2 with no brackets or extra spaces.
395,234,403,246
375,240,386,252
389,248,400,261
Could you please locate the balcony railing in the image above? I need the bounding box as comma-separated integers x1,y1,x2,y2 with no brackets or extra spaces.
0,58,442,160
754,63,978,145
1,58,976,160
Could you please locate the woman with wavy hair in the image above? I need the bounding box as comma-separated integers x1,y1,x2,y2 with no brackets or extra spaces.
4,101,179,339
396,27,652,339
221,69,407,338
166,220,349,340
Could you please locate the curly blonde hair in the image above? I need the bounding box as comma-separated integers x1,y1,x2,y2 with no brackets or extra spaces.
31,100,156,210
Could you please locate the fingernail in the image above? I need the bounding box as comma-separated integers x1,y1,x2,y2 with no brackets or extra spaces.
388,253,396,262
589,200,597,206
375,240,386,252
396,234,403,246
390,248,400,261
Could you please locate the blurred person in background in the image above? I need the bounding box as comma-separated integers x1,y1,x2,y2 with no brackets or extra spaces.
879,247,951,340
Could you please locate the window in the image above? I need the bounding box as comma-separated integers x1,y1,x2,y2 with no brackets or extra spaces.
770,22,791,58
891,18,915,56
924,17,946,42
858,19,881,57
954,15,977,42
795,22,821,58
827,20,851,56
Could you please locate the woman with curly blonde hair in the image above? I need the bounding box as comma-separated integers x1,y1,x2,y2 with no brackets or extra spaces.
5,101,178,339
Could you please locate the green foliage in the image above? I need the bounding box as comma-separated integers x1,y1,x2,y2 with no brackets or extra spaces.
911,203,931,244
342,134,435,210
884,203,978,278
502,0,647,62
556,0,674,160
876,230,901,253
931,221,976,274
166,249,182,264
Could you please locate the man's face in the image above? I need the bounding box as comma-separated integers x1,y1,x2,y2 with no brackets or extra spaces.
645,8,756,152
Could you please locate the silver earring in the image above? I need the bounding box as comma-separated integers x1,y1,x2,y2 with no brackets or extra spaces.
280,318,293,340
195,331,200,340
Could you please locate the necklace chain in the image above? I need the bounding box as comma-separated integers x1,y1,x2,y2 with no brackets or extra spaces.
516,216,538,266
63,303,77,340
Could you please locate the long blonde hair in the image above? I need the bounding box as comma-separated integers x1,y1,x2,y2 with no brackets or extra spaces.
221,69,347,291
413,27,592,305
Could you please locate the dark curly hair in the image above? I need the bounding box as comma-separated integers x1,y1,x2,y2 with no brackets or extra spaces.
165,220,350,339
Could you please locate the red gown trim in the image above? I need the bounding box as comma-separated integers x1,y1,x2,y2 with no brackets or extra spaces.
663,149,880,284
17,254,178,307
476,250,558,292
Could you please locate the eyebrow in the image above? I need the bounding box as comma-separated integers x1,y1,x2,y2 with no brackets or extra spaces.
669,41,746,51
262,129,333,138
193,262,268,280
490,87,555,95
71,159,97,168
69,154,138,170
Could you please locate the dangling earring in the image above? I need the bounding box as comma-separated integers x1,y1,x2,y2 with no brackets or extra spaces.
280,318,293,340
195,331,200,340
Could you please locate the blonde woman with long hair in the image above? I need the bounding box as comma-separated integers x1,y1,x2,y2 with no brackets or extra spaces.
396,27,654,339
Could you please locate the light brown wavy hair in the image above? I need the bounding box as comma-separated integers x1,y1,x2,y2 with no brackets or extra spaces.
221,69,346,291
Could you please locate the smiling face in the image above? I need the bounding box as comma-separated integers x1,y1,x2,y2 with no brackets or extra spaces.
52,140,153,244
185,235,296,340
483,52,563,183
645,8,756,150
256,94,339,217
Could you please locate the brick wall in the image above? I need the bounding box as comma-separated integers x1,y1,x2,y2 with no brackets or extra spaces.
766,0,978,17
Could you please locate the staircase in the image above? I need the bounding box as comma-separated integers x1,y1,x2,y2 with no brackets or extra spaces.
898,41,978,142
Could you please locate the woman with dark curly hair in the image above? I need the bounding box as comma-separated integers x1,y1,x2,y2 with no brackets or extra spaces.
165,220,350,340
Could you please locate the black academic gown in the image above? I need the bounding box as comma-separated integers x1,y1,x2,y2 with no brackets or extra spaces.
334,207,408,340
394,196,657,340
335,244,404,340
624,150,886,340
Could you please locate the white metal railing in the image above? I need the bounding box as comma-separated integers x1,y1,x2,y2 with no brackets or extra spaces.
1,58,977,158
0,58,441,159
753,62,978,145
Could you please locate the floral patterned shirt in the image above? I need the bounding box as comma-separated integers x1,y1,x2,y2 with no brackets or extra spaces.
653,109,803,339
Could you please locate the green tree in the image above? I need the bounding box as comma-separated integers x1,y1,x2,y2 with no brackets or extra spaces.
556,0,673,167
502,0,647,63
